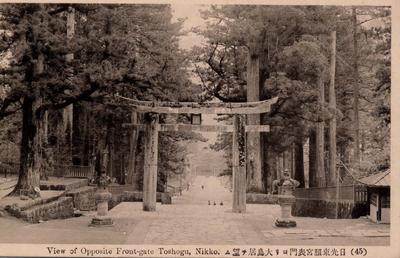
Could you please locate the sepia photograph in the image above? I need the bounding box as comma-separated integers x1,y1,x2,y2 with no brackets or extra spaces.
0,1,396,257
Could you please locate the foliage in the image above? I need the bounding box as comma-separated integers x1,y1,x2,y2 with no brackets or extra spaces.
192,5,391,178
0,4,201,191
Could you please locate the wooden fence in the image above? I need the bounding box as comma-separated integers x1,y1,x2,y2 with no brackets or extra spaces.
61,165,94,179
353,184,368,202
54,165,94,179
1,163,94,179
0,162,19,176
294,184,367,203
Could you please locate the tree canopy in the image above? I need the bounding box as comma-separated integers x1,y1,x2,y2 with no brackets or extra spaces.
0,3,202,194
193,5,390,178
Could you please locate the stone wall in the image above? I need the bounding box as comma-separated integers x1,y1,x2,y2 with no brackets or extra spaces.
108,185,135,195
40,179,88,191
108,194,124,210
246,193,279,204
66,186,96,211
122,191,172,204
107,191,172,210
292,198,368,219
19,197,74,223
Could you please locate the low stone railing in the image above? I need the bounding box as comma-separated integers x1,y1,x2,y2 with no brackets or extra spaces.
54,165,94,179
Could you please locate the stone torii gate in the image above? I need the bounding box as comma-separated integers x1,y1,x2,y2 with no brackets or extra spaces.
118,96,278,213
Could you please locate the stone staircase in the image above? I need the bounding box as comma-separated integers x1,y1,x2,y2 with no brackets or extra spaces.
1,177,96,223
40,177,89,191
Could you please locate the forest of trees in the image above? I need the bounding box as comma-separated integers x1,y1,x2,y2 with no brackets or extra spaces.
0,4,391,196
0,4,204,196
195,6,390,191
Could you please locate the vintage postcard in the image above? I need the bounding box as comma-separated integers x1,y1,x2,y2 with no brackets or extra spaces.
0,0,398,257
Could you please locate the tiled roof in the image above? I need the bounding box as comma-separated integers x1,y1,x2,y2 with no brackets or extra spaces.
358,170,390,187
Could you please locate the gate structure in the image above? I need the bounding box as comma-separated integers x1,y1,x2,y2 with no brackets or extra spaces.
119,96,278,213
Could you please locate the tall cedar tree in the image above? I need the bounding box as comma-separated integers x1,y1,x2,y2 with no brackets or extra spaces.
193,5,391,187
0,4,199,195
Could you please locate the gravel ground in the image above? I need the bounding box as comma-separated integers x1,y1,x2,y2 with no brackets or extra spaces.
0,176,390,246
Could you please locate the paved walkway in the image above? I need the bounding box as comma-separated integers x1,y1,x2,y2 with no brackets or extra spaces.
0,176,390,245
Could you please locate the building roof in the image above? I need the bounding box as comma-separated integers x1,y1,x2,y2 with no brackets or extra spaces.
358,170,390,187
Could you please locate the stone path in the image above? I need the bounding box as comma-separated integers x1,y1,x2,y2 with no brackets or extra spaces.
109,176,390,245
0,175,390,246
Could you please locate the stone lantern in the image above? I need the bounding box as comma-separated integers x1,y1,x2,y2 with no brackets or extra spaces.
90,172,113,226
90,150,113,227
274,170,300,228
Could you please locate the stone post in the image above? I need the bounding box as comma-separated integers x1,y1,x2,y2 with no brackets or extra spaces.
232,115,246,213
143,113,159,211
90,172,113,226
275,175,300,227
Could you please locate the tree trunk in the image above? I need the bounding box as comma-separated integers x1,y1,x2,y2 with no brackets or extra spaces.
291,142,295,177
316,74,326,187
135,131,146,191
278,152,284,180
72,103,82,165
35,53,50,181
263,139,272,193
268,149,278,193
109,136,115,178
82,105,90,165
283,150,290,173
62,6,75,164
246,52,263,193
328,30,337,186
294,139,305,188
309,129,317,187
352,7,360,170
303,137,310,188
11,97,41,196
126,112,139,187
37,108,49,181
273,152,279,183
105,114,115,178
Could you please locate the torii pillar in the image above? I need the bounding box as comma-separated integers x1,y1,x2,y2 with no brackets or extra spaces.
232,115,246,213
143,113,159,211
246,53,263,192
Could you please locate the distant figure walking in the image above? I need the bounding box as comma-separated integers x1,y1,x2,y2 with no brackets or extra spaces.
213,201,216,206
208,200,211,205
201,185,204,190
220,201,223,206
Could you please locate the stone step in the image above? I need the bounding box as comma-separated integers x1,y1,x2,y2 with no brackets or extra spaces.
108,184,135,195
2,191,65,215
66,186,97,211
40,177,88,191
19,197,74,223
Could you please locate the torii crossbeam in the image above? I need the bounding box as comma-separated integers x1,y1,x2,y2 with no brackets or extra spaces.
116,95,278,213
117,95,278,114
